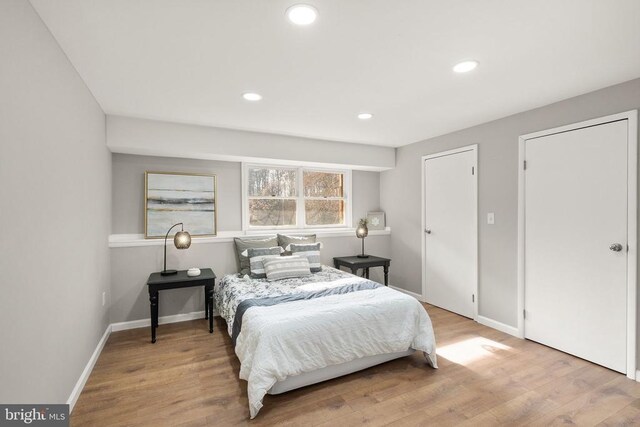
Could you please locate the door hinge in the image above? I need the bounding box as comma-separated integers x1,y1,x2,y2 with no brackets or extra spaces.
523,309,526,319
523,160,527,170
471,166,475,175
472,294,475,303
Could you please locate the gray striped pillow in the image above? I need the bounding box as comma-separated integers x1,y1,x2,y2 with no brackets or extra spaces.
244,247,284,278
263,255,311,281
288,242,322,273
278,234,316,255
234,235,278,275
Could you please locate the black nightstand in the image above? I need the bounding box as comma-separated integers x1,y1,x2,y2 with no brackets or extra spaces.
333,256,391,286
146,268,216,343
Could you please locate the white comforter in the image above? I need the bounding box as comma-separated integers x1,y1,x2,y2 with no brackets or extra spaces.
234,281,438,418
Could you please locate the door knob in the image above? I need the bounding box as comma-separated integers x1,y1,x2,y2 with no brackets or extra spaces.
609,243,623,252
425,229,431,234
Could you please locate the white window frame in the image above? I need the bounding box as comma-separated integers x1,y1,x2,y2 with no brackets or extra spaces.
242,163,352,232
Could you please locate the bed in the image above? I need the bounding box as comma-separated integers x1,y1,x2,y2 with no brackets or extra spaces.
215,265,438,418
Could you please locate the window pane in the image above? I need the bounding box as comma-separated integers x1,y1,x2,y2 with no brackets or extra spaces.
303,171,344,198
249,199,297,226
248,168,297,197
305,200,345,226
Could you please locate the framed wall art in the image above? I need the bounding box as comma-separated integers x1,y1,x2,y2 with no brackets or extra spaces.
366,211,386,230
145,171,217,238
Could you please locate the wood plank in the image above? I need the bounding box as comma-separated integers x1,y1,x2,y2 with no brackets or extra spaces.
70,304,640,426
528,376,639,426
597,400,640,426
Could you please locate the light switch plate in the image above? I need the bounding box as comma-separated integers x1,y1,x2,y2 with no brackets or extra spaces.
487,213,495,225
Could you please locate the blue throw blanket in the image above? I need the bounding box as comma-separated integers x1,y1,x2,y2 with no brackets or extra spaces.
231,281,382,346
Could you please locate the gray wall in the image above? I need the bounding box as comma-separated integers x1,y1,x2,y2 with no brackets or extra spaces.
381,78,640,328
112,154,242,233
107,115,395,171
110,235,390,323
110,153,386,323
112,153,380,233
0,0,110,404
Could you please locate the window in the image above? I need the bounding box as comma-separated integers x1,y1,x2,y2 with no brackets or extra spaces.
243,164,351,229
247,167,298,227
303,171,345,226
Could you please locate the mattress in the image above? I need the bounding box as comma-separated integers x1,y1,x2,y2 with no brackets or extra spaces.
215,266,437,418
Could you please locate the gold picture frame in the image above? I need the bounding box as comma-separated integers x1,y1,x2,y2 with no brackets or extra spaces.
144,171,217,238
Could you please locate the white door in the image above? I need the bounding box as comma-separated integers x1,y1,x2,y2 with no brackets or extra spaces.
423,147,477,319
524,120,628,373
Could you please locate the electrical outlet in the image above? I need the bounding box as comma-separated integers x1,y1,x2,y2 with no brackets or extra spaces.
487,212,495,225
102,292,106,307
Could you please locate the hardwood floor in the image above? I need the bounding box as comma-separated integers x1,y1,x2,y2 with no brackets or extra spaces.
71,304,640,426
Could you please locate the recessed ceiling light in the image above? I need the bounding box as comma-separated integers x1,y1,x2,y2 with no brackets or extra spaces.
358,113,373,120
286,4,318,25
453,60,478,73
242,92,262,101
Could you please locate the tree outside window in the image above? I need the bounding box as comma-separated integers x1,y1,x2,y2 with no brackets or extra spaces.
246,166,347,228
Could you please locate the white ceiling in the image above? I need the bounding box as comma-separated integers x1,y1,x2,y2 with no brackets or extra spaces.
30,0,640,147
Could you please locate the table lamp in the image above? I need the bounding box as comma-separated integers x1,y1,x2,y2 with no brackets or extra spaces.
162,222,192,276
356,218,369,258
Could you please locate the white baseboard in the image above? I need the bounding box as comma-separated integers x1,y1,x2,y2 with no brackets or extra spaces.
111,310,217,332
389,285,424,302
68,310,218,412
387,287,520,340
635,370,640,382
477,315,520,337
67,324,111,412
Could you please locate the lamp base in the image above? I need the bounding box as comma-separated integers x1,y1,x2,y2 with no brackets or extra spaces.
161,269,178,276
357,254,370,258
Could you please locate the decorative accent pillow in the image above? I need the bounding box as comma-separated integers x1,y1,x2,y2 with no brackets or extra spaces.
234,236,278,276
278,234,316,255
263,255,312,281
242,247,284,279
288,242,322,273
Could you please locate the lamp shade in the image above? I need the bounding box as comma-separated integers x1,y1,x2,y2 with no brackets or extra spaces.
174,230,191,249
356,225,368,238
